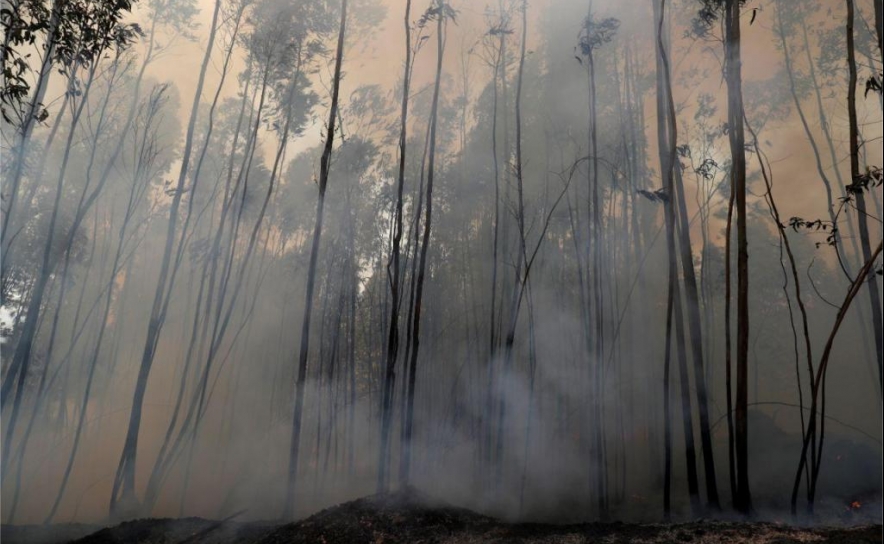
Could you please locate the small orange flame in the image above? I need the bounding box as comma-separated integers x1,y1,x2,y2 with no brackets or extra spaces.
850,501,861,509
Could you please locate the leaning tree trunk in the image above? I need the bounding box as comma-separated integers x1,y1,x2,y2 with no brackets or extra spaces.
791,239,883,514
109,0,222,516
1,62,96,464
1,0,60,251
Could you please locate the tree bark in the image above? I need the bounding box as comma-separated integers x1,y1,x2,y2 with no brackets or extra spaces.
845,0,883,393
401,0,446,486
285,0,348,519
109,0,222,516
724,0,752,515
378,0,412,493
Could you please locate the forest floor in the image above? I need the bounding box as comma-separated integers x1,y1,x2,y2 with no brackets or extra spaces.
3,490,882,544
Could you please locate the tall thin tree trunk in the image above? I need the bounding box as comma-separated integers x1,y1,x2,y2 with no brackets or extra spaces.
401,0,446,486
725,0,752,515
109,0,222,515
662,18,719,505
484,12,504,481
655,0,699,514
845,0,883,392
378,0,412,493
1,62,95,460
791,240,883,514
1,0,60,251
653,0,674,517
285,0,348,519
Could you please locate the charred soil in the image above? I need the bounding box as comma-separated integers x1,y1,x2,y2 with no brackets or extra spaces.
3,491,881,543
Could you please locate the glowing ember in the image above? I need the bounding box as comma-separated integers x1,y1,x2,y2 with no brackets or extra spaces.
850,501,862,509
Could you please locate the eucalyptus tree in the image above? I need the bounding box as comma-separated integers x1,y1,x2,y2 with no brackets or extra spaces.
109,0,222,517
1,0,60,249
842,0,883,395
723,0,751,514
577,8,618,515
148,0,328,512
2,63,174,526
377,0,412,495
655,0,720,512
472,1,514,479
0,0,139,251
690,0,752,514
654,0,682,517
495,0,529,495
399,0,453,488
785,0,884,511
286,0,348,520
1,0,141,481
2,0,198,443
790,242,883,514
43,83,174,524
1,0,193,280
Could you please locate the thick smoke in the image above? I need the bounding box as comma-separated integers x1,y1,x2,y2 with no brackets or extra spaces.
1,0,882,529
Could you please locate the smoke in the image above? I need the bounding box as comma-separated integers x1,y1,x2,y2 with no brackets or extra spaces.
1,0,882,530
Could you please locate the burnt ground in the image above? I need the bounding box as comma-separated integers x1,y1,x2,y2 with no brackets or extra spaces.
3,491,881,544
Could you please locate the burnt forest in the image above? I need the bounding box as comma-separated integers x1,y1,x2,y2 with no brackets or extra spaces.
1,0,883,542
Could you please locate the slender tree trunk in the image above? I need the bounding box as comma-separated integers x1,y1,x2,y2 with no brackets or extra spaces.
109,0,222,515
401,0,446,486
285,0,348,519
1,62,94,458
149,59,292,511
1,0,60,250
746,113,816,508
378,0,412,493
7,57,123,481
484,12,504,482
42,85,166,522
845,0,883,392
347,186,358,478
655,0,699,514
725,0,752,515
399,157,425,481
653,0,674,517
663,28,719,507
494,0,529,497
791,240,883,514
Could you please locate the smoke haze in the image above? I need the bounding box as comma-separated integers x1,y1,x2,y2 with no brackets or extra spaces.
1,0,882,529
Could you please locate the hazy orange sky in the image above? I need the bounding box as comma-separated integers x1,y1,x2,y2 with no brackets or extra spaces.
136,0,882,232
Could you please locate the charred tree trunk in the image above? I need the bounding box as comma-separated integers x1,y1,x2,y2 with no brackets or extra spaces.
401,0,446,486
285,0,348,519
724,0,752,515
109,0,222,516
845,0,883,394
378,0,412,493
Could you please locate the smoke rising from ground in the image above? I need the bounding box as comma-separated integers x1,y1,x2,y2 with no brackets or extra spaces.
1,0,882,529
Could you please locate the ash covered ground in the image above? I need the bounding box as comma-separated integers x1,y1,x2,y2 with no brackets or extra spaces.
3,490,881,544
